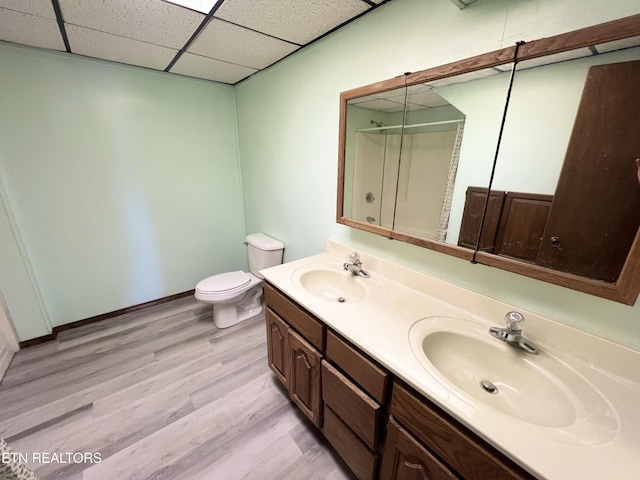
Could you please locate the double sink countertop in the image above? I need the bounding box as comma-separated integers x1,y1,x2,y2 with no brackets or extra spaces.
260,240,640,480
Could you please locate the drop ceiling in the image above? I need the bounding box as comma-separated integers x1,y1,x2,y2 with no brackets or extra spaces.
0,0,390,85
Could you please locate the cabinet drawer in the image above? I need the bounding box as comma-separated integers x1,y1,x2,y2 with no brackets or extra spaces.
322,406,377,480
322,360,381,450
326,330,388,403
390,382,535,480
264,283,324,350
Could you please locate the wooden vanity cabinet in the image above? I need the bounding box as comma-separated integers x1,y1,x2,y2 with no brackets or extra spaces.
264,282,535,480
385,381,536,480
264,283,324,428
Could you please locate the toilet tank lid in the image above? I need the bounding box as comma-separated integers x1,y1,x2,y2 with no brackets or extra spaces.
246,233,284,251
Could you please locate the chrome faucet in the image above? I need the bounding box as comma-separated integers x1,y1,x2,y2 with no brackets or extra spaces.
343,252,370,278
489,311,538,354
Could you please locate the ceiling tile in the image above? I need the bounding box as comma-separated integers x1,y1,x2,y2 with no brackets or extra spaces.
170,52,258,84
189,18,299,69
0,8,65,50
428,68,503,88
407,90,450,108
0,0,56,19
516,47,593,71
352,98,405,112
595,35,640,54
66,25,178,71
59,0,204,49
214,0,369,45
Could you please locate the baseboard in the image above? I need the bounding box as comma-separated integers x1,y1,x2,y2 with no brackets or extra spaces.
19,290,195,349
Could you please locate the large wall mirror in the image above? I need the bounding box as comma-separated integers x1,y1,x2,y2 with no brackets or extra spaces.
342,65,514,246
337,15,640,305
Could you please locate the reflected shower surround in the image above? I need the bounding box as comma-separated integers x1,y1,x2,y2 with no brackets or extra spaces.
350,124,464,242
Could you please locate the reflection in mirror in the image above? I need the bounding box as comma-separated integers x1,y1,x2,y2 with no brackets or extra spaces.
339,16,640,303
392,83,466,241
342,65,514,245
343,88,406,229
470,36,640,284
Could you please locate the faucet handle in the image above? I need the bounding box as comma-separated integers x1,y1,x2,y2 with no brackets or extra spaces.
504,311,525,330
349,252,362,264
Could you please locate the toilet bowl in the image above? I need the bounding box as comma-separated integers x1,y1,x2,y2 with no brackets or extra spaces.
195,271,264,328
195,233,284,328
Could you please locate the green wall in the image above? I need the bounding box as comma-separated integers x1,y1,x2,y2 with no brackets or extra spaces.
0,42,246,339
235,0,640,350
2,0,640,349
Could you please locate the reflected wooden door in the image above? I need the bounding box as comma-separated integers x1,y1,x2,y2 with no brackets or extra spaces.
536,60,640,282
458,187,505,252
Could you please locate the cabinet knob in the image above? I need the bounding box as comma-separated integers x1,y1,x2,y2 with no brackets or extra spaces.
549,236,562,249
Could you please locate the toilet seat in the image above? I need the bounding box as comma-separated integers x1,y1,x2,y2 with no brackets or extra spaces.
195,271,261,303
196,270,250,294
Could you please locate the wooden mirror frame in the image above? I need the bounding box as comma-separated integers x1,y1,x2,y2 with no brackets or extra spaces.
337,14,640,305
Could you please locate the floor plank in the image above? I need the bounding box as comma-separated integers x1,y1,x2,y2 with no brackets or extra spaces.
0,297,355,480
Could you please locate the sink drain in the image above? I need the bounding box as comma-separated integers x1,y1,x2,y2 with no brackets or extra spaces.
481,380,498,394
337,297,346,303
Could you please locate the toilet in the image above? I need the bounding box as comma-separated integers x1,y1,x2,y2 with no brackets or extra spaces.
195,233,285,328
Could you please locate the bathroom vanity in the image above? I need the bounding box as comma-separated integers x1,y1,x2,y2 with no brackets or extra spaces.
260,241,640,480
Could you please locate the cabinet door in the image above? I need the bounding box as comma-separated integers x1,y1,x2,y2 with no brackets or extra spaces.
288,328,323,428
494,192,553,262
536,60,640,282
458,187,505,252
266,308,288,388
380,418,457,480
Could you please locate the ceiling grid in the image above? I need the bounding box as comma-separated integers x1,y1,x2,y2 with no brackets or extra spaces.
0,0,391,85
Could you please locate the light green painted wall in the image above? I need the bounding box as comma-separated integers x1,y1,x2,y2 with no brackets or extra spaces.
235,0,640,350
0,42,246,338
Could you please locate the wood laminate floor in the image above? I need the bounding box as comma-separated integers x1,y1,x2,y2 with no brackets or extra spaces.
0,297,355,480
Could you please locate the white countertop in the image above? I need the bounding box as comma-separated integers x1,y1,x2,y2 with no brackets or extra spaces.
260,240,640,480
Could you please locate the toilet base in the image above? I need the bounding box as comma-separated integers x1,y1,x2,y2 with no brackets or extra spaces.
213,303,263,328
211,285,264,328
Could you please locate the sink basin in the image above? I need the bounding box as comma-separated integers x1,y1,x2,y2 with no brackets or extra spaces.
421,329,575,427
291,263,383,303
298,268,367,303
409,317,617,436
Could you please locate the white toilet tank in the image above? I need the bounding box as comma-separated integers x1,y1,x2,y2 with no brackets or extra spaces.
246,233,285,278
